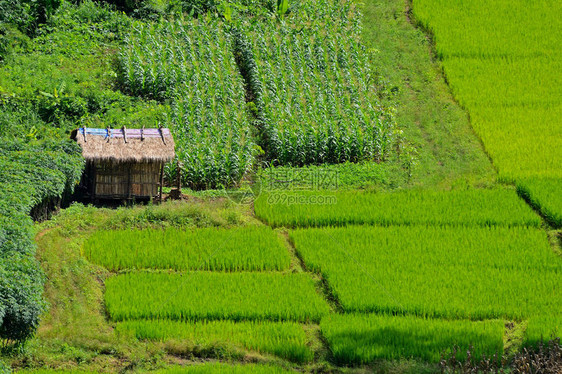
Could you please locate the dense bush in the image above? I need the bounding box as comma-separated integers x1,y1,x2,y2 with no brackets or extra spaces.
0,1,144,135
0,0,62,36
0,139,83,343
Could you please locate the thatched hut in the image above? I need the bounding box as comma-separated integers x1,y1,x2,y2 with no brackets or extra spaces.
71,127,175,201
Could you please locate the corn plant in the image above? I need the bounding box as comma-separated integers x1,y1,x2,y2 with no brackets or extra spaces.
236,16,395,166
117,18,254,189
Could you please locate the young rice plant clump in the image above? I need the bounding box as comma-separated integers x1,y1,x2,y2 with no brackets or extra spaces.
84,226,290,271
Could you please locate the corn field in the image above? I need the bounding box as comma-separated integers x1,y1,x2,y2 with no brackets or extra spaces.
239,20,395,165
117,17,254,189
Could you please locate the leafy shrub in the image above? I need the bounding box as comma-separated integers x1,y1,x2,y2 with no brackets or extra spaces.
0,252,46,342
0,138,82,343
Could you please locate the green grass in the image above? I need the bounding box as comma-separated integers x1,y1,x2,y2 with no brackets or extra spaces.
18,371,99,374
84,226,290,271
117,319,313,363
321,314,504,364
360,0,496,189
21,364,295,374
255,189,540,228
105,272,330,323
290,225,560,319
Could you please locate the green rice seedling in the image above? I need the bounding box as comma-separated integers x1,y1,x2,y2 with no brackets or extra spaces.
116,319,313,363
321,314,504,364
290,225,561,320
517,178,562,228
524,316,562,347
255,189,540,228
467,105,562,183
150,363,295,373
84,226,290,271
411,0,561,229
105,272,330,323
412,0,561,59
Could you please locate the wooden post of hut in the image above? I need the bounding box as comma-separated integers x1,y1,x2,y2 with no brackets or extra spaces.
70,127,175,202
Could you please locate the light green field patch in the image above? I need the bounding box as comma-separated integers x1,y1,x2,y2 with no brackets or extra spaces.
117,319,313,363
290,225,561,319
255,189,539,228
322,314,504,364
105,272,330,323
84,226,290,271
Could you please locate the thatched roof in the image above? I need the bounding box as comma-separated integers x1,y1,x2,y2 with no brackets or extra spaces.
71,127,175,163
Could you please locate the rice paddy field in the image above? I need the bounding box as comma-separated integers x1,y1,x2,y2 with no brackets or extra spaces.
524,316,562,348
85,186,559,369
321,314,504,364
4,0,562,372
255,189,541,228
290,226,561,320
412,0,562,226
116,319,313,363
84,226,290,271
105,272,330,323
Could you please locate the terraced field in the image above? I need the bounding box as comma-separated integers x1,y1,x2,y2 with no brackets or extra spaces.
91,223,327,364
80,187,559,369
412,0,562,226
2,0,561,372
